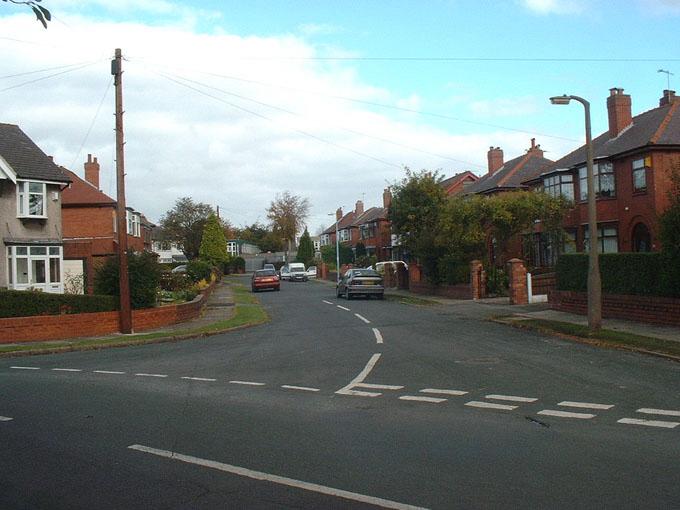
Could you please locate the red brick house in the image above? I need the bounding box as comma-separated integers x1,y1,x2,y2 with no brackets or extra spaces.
524,88,680,266
440,171,478,196
321,189,394,261
61,155,153,293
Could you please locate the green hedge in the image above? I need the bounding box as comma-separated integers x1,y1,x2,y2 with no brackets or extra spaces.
556,253,678,297
0,290,118,318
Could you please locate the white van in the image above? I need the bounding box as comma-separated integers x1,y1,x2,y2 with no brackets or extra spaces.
288,262,308,282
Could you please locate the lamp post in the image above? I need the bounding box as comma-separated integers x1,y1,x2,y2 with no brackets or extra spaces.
550,94,602,331
328,211,342,284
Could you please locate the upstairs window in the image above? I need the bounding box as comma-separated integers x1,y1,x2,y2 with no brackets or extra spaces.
17,180,46,217
579,162,615,201
360,222,377,240
543,173,574,201
632,158,647,192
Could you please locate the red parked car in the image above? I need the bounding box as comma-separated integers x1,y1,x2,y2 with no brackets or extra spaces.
251,269,280,292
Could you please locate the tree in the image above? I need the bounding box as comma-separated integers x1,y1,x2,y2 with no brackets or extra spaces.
3,0,51,28
389,168,447,281
159,197,214,260
267,191,310,253
94,251,161,309
355,242,367,258
236,222,284,253
658,163,680,295
321,243,353,267
199,214,229,266
296,228,314,265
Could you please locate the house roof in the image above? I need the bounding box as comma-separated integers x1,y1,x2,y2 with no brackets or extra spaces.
464,150,553,195
322,210,358,235
440,171,478,194
61,168,116,206
536,100,680,179
353,206,387,225
0,123,70,183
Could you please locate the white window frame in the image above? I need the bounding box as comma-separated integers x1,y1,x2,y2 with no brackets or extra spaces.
16,180,47,218
578,162,615,201
6,245,63,293
632,158,647,193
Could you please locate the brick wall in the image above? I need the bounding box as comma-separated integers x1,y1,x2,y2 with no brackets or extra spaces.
531,272,556,295
0,281,216,343
410,281,472,299
549,290,680,327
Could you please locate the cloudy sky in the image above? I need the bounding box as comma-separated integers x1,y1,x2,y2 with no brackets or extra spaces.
1,0,679,233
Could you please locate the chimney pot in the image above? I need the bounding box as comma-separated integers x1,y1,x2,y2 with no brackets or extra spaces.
660,89,677,107
606,87,632,137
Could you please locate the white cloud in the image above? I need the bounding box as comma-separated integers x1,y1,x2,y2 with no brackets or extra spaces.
297,23,343,37
520,0,585,14
0,11,563,234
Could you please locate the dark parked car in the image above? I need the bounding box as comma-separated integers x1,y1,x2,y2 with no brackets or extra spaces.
251,269,280,292
336,268,384,300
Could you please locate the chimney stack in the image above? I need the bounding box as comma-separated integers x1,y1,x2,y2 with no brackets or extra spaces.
660,89,677,107
487,146,504,175
336,207,343,221
84,154,100,189
528,138,544,157
355,200,364,216
383,188,392,209
606,88,632,138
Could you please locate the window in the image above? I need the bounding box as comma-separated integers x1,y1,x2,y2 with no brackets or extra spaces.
632,158,647,192
320,234,330,246
578,162,615,200
339,229,351,242
16,180,47,217
360,222,377,240
584,225,618,253
6,245,62,289
543,173,574,200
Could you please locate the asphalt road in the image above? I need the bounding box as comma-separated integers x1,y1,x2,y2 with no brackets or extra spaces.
1,276,679,509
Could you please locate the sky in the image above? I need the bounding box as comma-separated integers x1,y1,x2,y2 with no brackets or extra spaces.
1,0,680,234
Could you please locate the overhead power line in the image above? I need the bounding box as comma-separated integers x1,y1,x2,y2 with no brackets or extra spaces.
69,76,114,170
0,60,103,93
0,60,98,80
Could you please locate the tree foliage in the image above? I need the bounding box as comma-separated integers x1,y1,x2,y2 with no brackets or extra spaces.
296,228,314,265
159,197,215,260
199,213,229,266
3,0,51,28
94,251,161,309
235,222,283,253
659,162,680,254
320,243,354,268
267,191,310,252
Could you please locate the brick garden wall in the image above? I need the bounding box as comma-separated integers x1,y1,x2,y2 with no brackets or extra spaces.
549,290,680,327
409,281,472,299
0,281,217,343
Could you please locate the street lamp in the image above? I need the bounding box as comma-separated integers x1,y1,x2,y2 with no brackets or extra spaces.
550,94,602,331
328,210,342,284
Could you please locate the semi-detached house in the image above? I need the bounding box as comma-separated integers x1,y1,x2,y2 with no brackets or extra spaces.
0,123,71,293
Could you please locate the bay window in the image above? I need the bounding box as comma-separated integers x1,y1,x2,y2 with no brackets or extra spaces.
578,162,615,200
543,173,574,200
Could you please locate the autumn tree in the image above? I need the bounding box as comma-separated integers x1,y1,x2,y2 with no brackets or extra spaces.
159,197,215,260
199,214,229,266
236,222,284,253
267,191,310,254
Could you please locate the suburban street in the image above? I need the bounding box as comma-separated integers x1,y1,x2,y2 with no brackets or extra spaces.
1,276,679,509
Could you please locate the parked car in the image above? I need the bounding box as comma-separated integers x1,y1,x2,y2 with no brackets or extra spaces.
251,269,280,292
279,265,291,280
263,263,275,271
306,265,317,278
171,264,187,273
336,268,384,300
288,262,308,282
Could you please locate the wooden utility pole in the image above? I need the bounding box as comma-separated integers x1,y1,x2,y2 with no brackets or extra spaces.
112,48,132,334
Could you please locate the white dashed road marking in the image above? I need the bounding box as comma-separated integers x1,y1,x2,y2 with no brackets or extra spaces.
135,373,168,378
465,401,518,411
0,416,13,422
420,388,468,396
372,328,384,344
537,410,596,419
337,305,351,311
128,444,428,510
52,368,82,372
10,366,39,370
636,408,680,417
354,383,404,390
399,396,447,404
93,370,125,375
485,394,538,403
181,377,217,382
558,401,614,410
281,385,320,392
354,313,371,324
336,353,383,397
617,418,680,429
322,300,334,305
229,380,266,386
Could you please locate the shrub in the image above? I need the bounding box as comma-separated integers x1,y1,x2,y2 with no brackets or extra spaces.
186,260,212,282
438,255,469,285
232,256,246,272
0,289,117,318
94,251,161,309
159,271,191,292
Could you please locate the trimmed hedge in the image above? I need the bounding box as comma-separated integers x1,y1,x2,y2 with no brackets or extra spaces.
0,289,117,318
556,252,678,297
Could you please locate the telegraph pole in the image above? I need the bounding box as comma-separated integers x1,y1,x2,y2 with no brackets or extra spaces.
112,48,132,334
